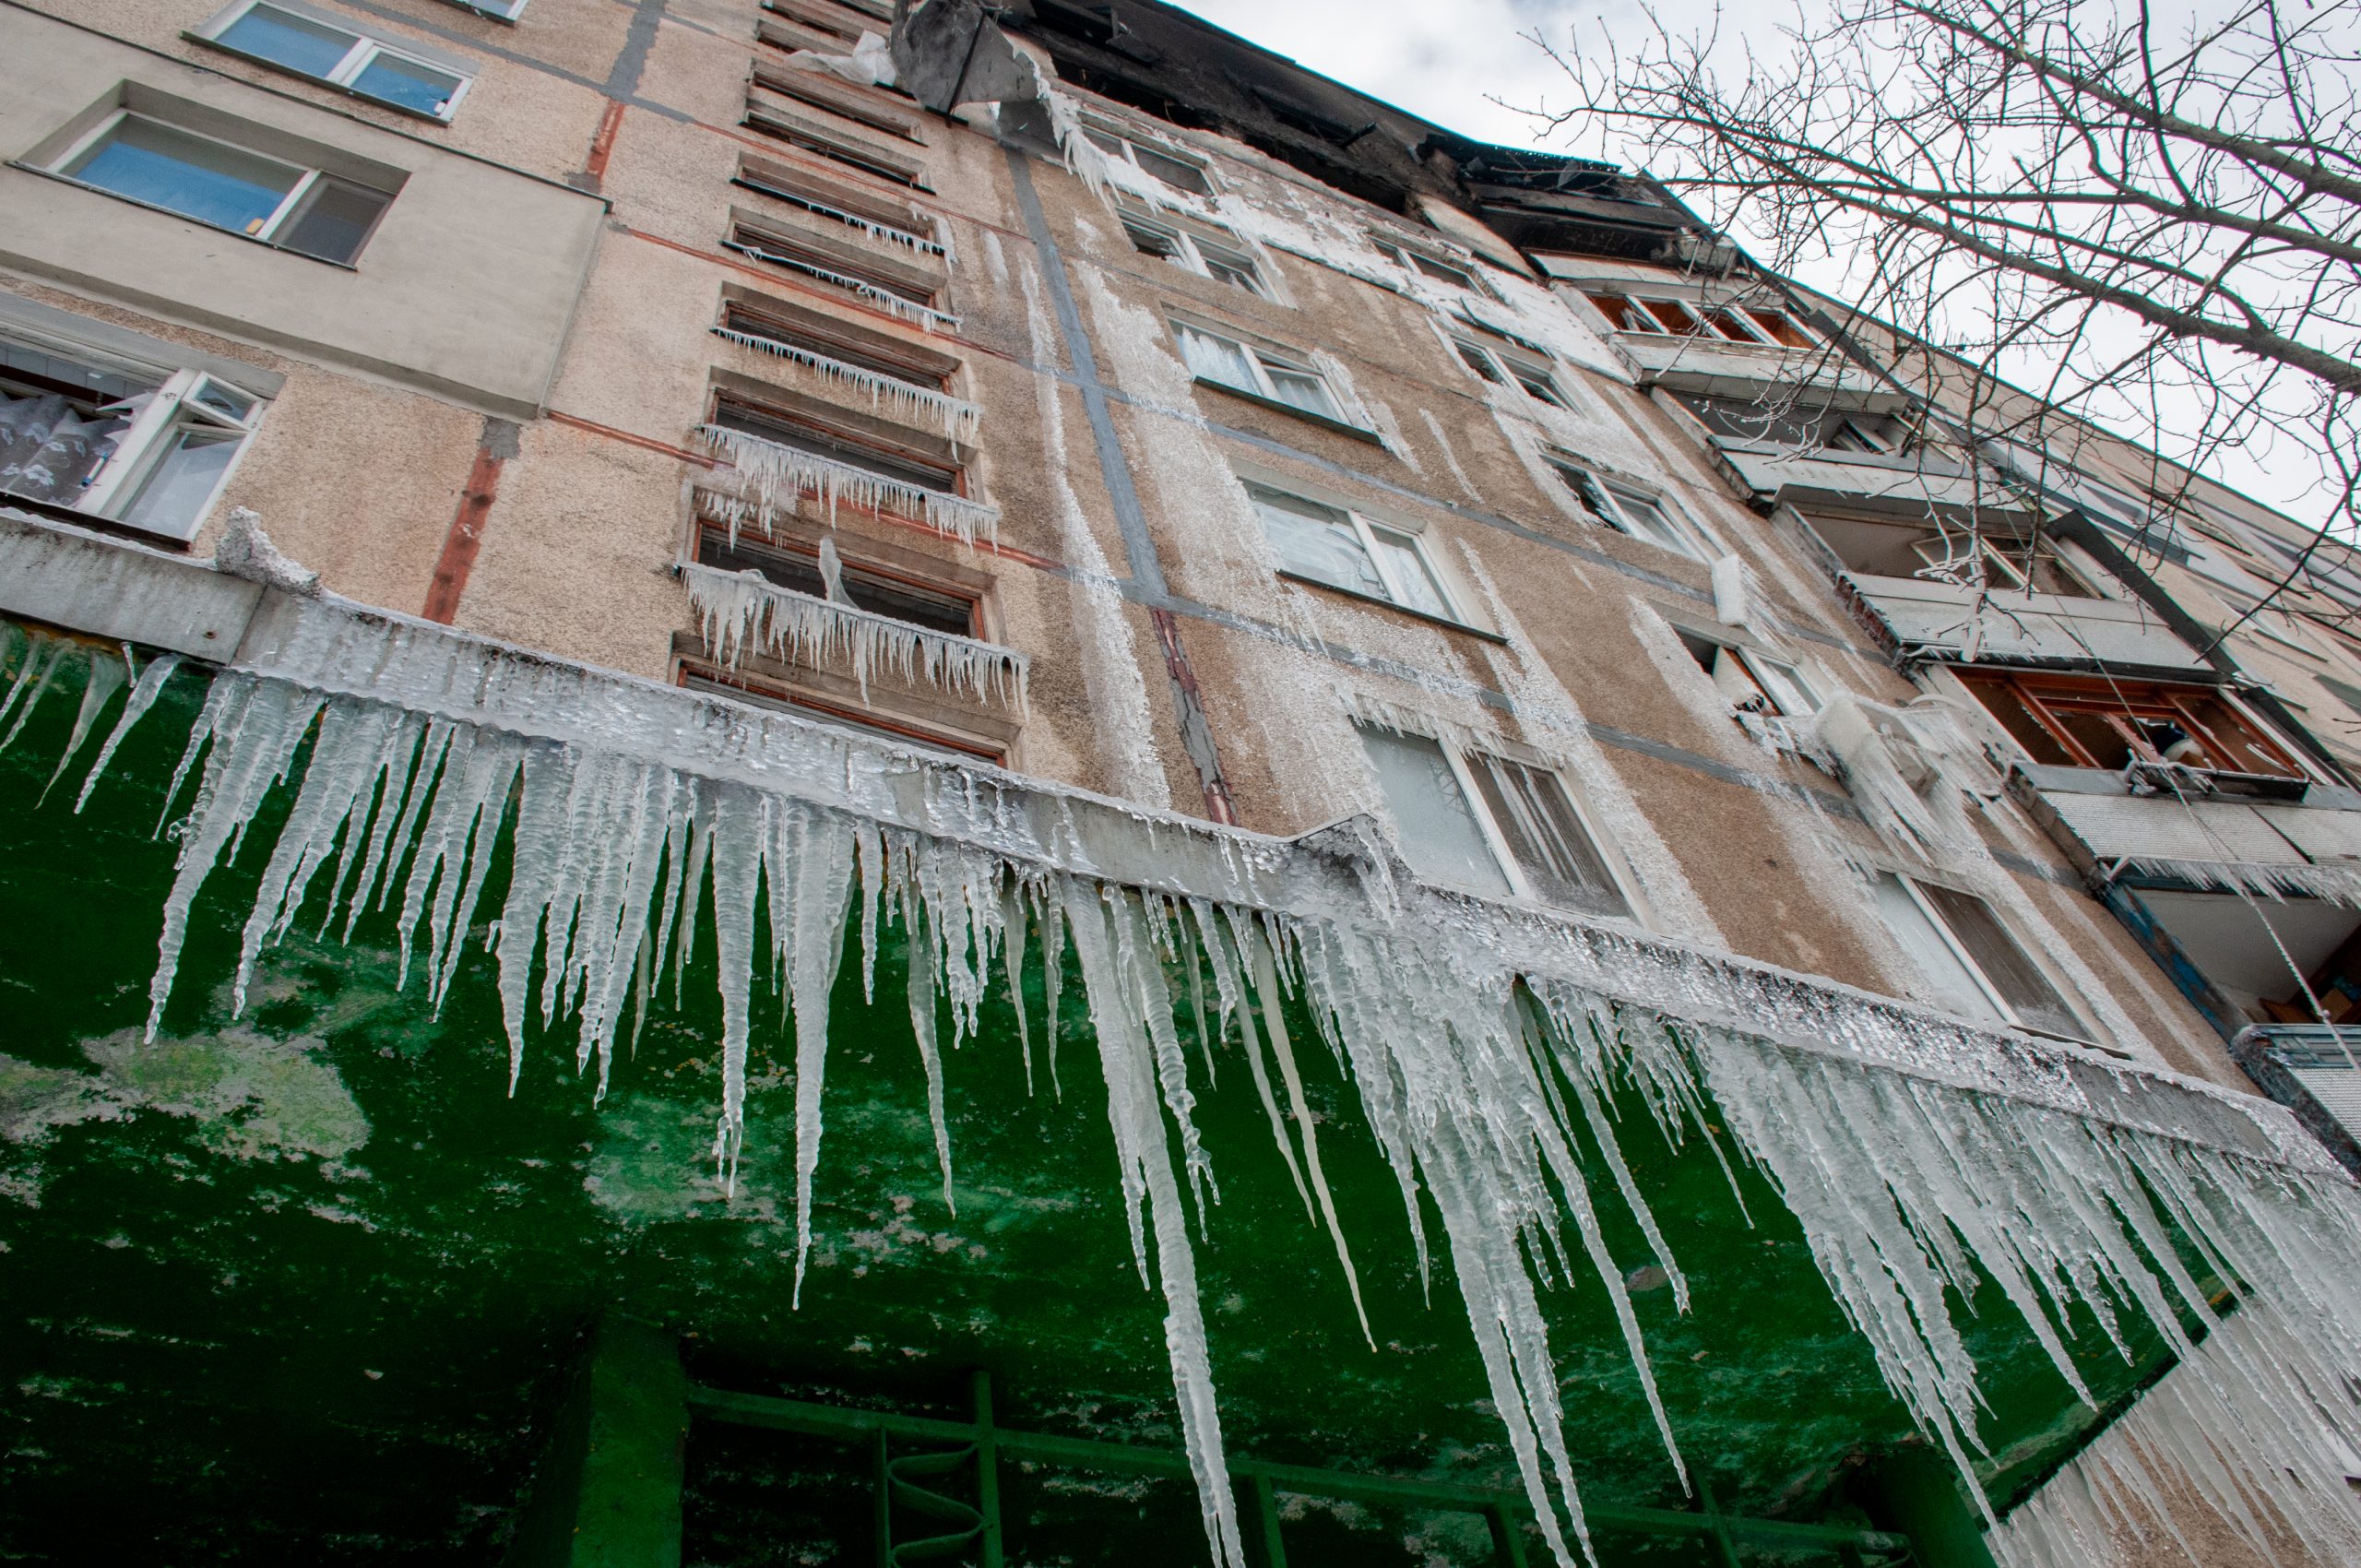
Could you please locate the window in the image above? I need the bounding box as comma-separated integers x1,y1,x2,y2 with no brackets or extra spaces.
1955,671,2309,780
1120,204,1263,294
743,94,924,187
697,529,977,636
1449,335,1565,408
1583,291,1811,346
0,334,264,542
711,397,958,498
1676,394,1898,453
683,667,1005,763
1083,125,1211,196
1674,629,1818,717
45,112,391,265
726,221,949,329
441,0,525,18
1906,529,2098,599
1871,873,2089,1040
750,66,922,141
196,2,471,121
1375,238,1477,292
735,159,941,254
1356,722,1631,917
762,0,868,44
1249,484,1456,621
1549,460,1700,558
1176,325,1342,422
716,297,956,399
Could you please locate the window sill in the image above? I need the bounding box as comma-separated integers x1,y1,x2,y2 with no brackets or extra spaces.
1192,377,1383,445
184,36,465,125
8,164,363,271
1277,570,1507,644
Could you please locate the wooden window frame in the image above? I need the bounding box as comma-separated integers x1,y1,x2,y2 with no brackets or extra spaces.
709,389,967,500
682,661,1008,764
716,295,956,394
1959,670,2312,779
694,523,982,639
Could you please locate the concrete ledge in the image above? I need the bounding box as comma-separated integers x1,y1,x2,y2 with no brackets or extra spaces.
0,507,260,657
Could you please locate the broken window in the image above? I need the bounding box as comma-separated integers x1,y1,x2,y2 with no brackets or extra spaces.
696,529,978,637
1119,204,1263,294
761,0,868,44
711,396,959,498
0,331,265,542
1083,124,1212,195
1248,483,1456,621
1448,334,1565,408
735,159,941,254
1584,291,1817,347
1676,394,1902,452
196,2,472,120
46,111,393,265
1954,670,2309,780
1374,237,1479,292
726,221,950,330
1906,529,2098,598
742,93,924,186
682,666,1006,763
1674,629,1819,717
712,297,973,443
750,65,923,141
1174,324,1343,422
1356,722,1632,917
1548,459,1701,558
1871,873,2090,1040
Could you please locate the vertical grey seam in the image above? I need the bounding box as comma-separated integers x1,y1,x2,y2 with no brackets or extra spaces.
1004,147,1166,596
605,0,668,100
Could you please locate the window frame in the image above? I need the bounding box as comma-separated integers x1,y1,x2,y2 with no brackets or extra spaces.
1447,332,1566,408
1584,290,1816,347
1247,481,1465,624
682,662,1008,764
194,1,474,123
0,330,267,543
1954,668,2316,780
1118,202,1264,295
1081,122,1215,196
1675,625,1821,718
1548,457,1705,559
1374,236,1482,293
1355,719,1639,919
41,109,393,267
439,0,526,20
1174,321,1347,424
1872,869,2097,1044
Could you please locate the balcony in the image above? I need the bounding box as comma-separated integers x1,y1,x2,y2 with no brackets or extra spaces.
1720,445,2009,515
1841,572,2212,670
1607,331,1908,406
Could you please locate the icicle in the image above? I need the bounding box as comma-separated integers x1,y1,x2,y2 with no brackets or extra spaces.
720,240,961,333
680,562,1026,713
710,327,980,443
742,184,946,255
75,653,182,813
816,535,848,603
0,637,63,753
1252,930,1372,1349
37,647,127,806
695,423,999,547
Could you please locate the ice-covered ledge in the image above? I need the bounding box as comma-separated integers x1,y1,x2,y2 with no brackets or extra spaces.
0,505,2323,1174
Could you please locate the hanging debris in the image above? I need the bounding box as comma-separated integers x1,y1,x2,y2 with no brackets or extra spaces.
681,561,1027,711
8,613,2361,1568
694,422,999,546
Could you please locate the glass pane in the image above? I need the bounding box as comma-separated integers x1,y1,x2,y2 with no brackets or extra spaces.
1252,487,1383,598
218,5,358,77
0,392,120,504
1465,754,1628,915
117,425,241,538
351,52,465,115
1453,340,1503,384
1123,219,1180,259
1176,326,1255,389
1607,486,1693,555
1368,527,1453,620
1132,145,1209,194
1917,885,2088,1039
1745,654,1817,715
274,176,390,263
1195,243,1260,292
1871,874,2003,1024
1259,360,1338,419
1356,726,1511,896
66,116,301,237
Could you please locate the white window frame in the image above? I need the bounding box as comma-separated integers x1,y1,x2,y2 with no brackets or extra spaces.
1,329,266,542
196,1,474,122
1375,236,1482,294
1872,869,2098,1044
1082,121,1214,196
440,0,526,19
1548,458,1705,559
1248,482,1463,623
1118,202,1264,295
1174,322,1344,422
1356,719,1642,920
1907,529,2103,598
1448,333,1565,408
44,110,390,264
1679,625,1821,717
1588,291,1816,347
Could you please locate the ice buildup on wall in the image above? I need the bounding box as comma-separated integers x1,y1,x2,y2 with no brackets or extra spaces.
9,619,2361,1568
695,422,1000,546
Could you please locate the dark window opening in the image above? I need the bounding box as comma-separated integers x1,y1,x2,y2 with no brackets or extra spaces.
741,109,919,186
695,529,977,637
711,397,958,496
1958,671,2308,779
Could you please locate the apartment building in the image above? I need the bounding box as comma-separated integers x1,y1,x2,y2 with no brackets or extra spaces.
1,1,2358,1564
